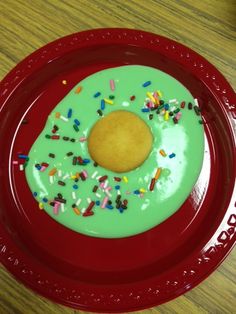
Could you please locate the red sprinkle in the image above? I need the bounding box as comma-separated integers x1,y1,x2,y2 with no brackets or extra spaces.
52,129,57,134
149,178,156,191
123,199,128,206
41,162,49,167
99,175,108,182
51,135,60,140
77,156,83,164
180,101,185,108
114,177,121,182
83,201,95,217
130,95,136,101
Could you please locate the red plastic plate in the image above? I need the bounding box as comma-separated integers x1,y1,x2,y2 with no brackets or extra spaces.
0,29,235,313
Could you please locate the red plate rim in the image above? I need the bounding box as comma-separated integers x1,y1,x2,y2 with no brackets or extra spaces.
0,28,236,312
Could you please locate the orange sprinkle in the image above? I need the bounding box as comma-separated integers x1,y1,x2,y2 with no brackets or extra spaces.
49,168,57,176
159,149,167,157
75,172,80,178
73,208,81,215
154,167,162,181
75,86,82,94
55,112,61,118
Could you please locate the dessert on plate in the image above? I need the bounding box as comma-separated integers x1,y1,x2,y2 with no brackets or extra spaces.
24,65,204,238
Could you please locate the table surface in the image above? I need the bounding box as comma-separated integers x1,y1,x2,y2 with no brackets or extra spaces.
0,0,235,313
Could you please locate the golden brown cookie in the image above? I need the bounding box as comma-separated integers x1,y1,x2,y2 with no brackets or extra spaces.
88,110,153,172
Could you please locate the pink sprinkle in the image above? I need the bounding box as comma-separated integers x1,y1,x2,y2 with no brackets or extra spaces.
100,182,105,188
176,112,182,120
110,79,115,91
79,137,87,142
105,186,112,191
82,170,88,178
12,160,18,165
53,202,60,215
40,166,47,172
153,91,158,98
101,196,109,209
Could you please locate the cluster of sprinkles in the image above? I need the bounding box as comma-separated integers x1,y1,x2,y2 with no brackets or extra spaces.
18,76,202,218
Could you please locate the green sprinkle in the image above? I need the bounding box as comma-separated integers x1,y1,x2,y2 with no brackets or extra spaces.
109,95,115,99
73,124,79,132
45,134,51,139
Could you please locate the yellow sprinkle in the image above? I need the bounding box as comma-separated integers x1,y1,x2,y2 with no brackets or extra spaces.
104,98,114,105
157,90,162,97
139,188,147,193
123,176,128,183
55,112,61,118
154,167,162,181
39,202,44,210
159,149,167,157
164,111,169,121
73,207,81,215
146,92,155,103
71,175,77,179
62,80,67,85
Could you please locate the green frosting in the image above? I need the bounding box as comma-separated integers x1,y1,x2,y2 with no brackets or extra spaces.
25,65,204,238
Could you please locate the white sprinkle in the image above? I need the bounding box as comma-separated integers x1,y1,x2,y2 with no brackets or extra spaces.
95,193,101,198
61,203,65,212
63,174,69,180
96,175,101,180
175,101,179,105
58,170,62,177
117,190,121,195
60,115,68,122
104,180,108,189
194,98,199,106
105,191,112,197
91,171,98,179
49,176,54,184
170,106,176,112
169,99,177,103
19,164,24,171
72,192,76,200
87,197,91,204
81,208,86,214
76,198,82,206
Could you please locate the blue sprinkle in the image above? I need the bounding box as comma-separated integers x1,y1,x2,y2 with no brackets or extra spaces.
133,190,140,195
42,197,48,203
74,119,80,126
106,205,114,210
33,192,37,197
142,81,151,87
35,165,41,170
115,185,120,190
94,92,101,98
83,159,90,164
169,153,176,159
73,184,78,189
141,108,150,112
18,154,28,159
164,104,169,110
67,108,72,118
100,99,105,110
118,208,124,213
95,200,100,206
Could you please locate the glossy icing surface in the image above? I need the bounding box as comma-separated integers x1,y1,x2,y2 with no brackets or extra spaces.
25,65,204,238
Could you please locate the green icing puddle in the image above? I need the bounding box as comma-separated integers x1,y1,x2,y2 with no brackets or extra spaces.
25,65,204,238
